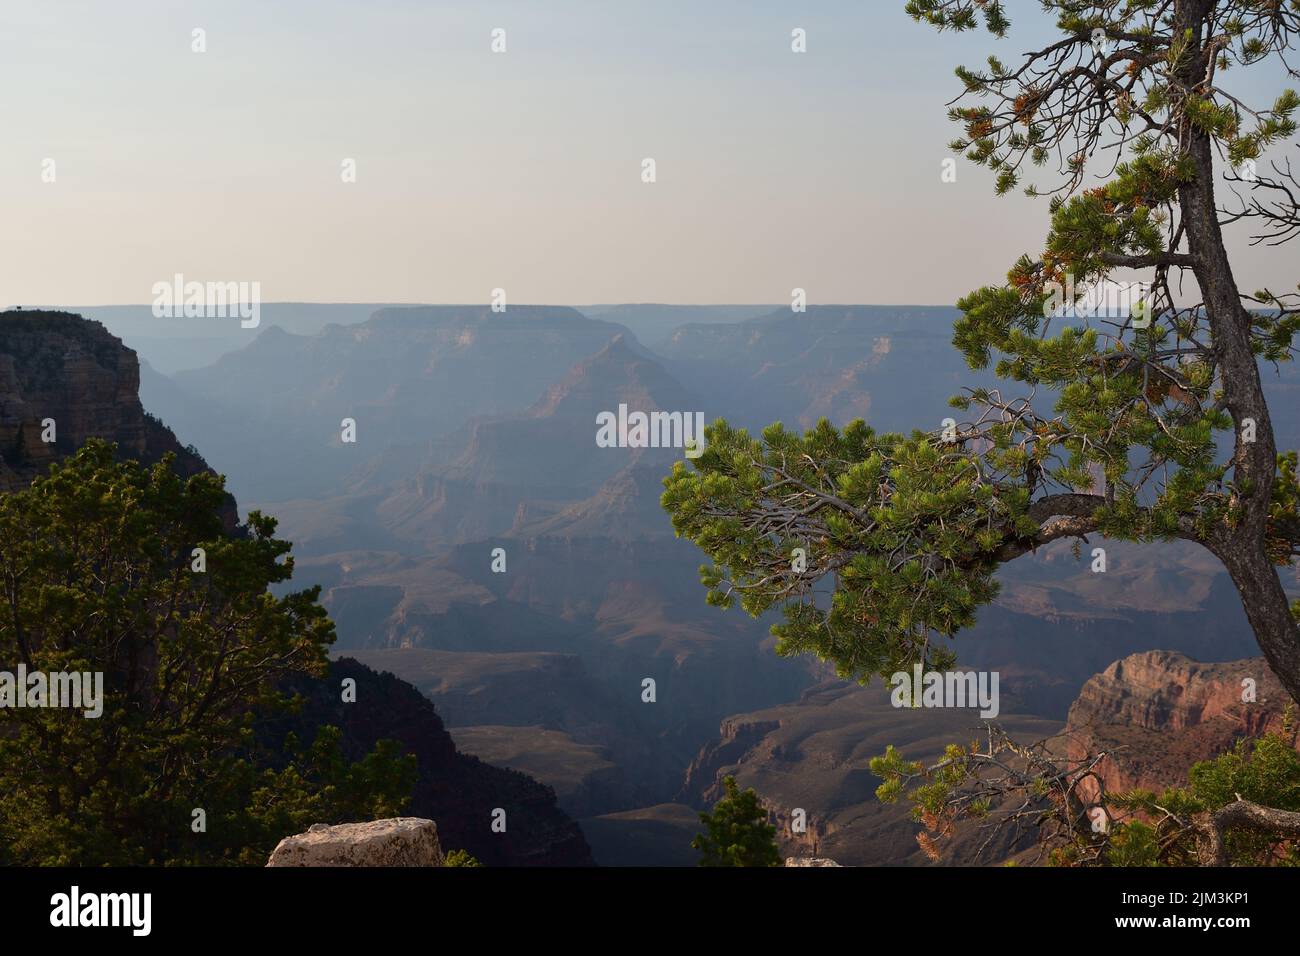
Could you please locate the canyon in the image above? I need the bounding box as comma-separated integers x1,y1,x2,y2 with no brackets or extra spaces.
8,302,1298,865
0,309,593,867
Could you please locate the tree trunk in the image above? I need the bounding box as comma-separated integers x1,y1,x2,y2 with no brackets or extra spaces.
1175,0,1300,702
1194,799,1300,865
1219,547,1300,703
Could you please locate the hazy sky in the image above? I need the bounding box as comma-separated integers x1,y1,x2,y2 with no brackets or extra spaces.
2,0,1295,306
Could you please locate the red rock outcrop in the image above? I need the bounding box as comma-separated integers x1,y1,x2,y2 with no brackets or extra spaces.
1065,650,1297,803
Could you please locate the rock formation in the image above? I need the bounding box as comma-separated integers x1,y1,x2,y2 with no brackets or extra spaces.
0,310,237,527
1064,649,1297,802
266,818,444,867
0,311,146,484
679,717,781,805
784,857,842,867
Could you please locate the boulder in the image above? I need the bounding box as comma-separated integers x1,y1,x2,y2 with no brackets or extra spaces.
784,856,842,867
266,817,445,867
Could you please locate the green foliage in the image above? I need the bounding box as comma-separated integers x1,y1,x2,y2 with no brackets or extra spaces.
661,0,1300,688
225,730,417,866
691,776,782,867
1104,821,1161,867
906,0,1009,37
444,849,484,867
871,745,927,805
1269,452,1300,568
874,722,1300,866
1108,724,1300,866
662,418,1028,681
782,0,1300,870
871,741,977,854
0,441,415,864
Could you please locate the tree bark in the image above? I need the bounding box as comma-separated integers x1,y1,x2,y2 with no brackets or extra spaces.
1194,799,1300,865
1218,548,1300,703
1174,0,1300,703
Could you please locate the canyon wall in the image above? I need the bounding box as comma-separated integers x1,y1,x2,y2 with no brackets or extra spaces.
1065,650,1296,802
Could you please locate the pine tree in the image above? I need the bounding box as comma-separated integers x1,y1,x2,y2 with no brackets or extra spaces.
0,440,416,864
662,0,1300,701
692,776,782,867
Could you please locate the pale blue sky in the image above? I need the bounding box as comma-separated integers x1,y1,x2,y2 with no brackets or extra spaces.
2,0,1295,306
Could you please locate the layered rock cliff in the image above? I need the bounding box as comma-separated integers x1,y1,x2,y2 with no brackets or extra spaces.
0,310,227,517
679,716,781,805
1065,650,1297,802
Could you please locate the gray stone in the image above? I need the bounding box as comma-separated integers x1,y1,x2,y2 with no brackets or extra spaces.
784,856,842,867
266,817,445,867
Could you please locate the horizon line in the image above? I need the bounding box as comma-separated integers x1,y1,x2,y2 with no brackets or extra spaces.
9,301,965,311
